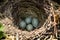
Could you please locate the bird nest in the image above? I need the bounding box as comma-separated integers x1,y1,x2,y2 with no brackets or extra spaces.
0,0,59,40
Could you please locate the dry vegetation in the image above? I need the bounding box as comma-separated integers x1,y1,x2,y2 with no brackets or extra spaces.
0,0,60,40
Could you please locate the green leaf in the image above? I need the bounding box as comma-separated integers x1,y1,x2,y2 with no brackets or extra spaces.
0,31,5,39
0,23,4,31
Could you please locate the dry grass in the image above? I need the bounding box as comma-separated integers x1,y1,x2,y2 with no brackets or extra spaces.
0,0,60,40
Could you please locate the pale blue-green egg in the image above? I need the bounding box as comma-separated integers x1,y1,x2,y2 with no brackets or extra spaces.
19,21,26,29
32,18,39,28
26,24,33,31
25,17,32,24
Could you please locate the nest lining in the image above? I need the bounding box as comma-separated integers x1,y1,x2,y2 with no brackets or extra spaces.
12,0,48,31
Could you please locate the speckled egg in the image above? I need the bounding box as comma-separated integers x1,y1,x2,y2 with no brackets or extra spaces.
26,24,33,31
25,17,32,24
19,21,26,29
32,18,39,28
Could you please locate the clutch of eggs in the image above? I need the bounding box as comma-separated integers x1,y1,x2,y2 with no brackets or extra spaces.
19,17,39,31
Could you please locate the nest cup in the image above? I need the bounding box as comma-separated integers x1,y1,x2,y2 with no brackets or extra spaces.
12,0,48,31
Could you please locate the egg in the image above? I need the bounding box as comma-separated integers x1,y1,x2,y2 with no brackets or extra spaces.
32,18,39,28
26,24,33,31
25,17,32,24
19,21,26,29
